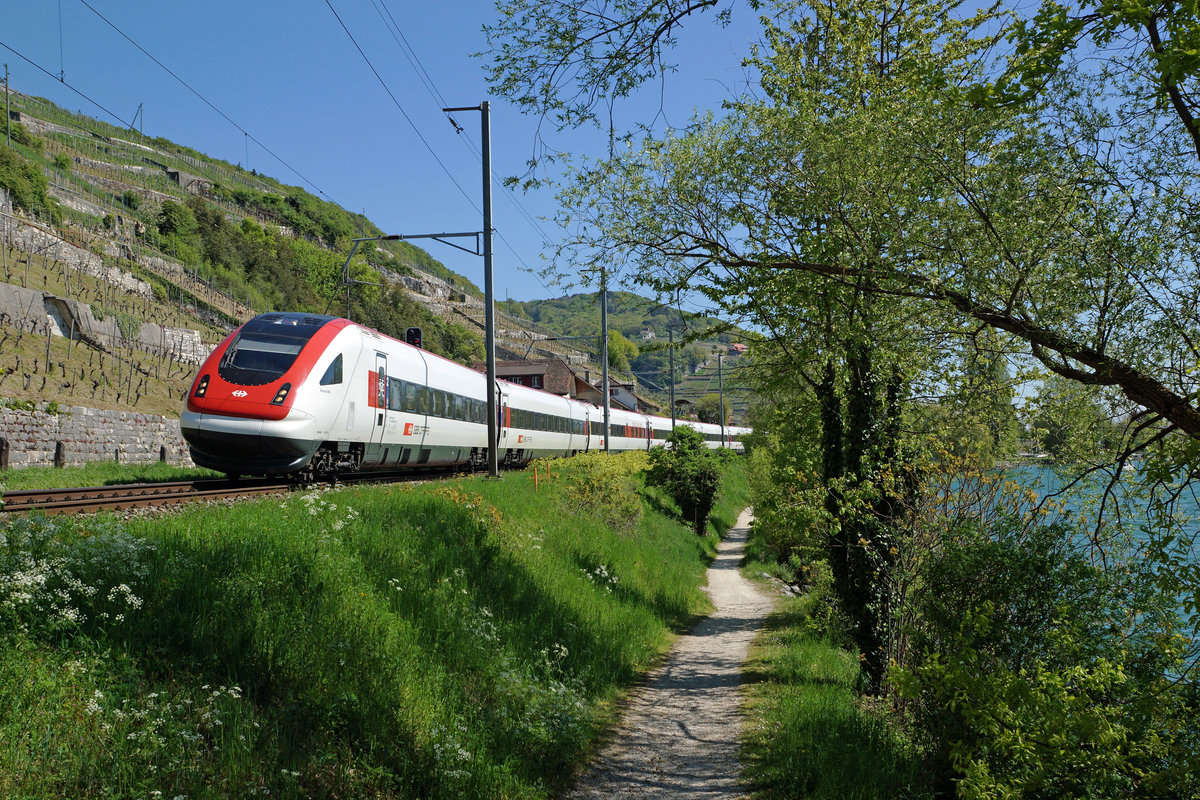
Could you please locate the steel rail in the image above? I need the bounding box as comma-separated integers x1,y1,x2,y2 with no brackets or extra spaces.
0,468,461,516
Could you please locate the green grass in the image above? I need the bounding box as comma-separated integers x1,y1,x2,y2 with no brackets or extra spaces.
741,592,935,800
0,453,749,799
1,461,221,490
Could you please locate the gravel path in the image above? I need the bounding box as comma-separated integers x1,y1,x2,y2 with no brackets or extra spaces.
563,509,775,799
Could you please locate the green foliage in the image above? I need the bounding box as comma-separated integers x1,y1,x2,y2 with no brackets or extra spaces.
483,0,734,134
0,469,723,799
646,425,727,535
156,200,198,238
1024,374,1119,463
121,189,140,210
545,450,647,535
695,392,730,425
606,328,638,371
895,517,1200,798
52,153,71,172
0,145,51,215
7,119,40,148
743,595,933,800
505,291,742,379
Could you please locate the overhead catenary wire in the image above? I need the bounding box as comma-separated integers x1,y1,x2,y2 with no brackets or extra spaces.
0,38,132,129
361,0,560,296
75,0,337,204
324,0,481,216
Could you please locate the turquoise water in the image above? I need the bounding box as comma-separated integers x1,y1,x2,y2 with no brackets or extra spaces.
1002,464,1200,535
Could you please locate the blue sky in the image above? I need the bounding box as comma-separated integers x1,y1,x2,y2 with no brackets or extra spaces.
2,0,762,303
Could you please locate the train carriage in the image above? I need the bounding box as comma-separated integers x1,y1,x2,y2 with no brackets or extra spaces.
182,312,748,479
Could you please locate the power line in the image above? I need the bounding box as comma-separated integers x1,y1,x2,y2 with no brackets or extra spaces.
329,0,562,298
75,0,337,203
369,0,451,114
369,0,556,243
324,0,480,215
366,1,559,295
0,38,132,128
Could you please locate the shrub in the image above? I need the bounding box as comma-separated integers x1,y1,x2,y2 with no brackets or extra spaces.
0,145,50,214
894,517,1200,798
646,426,726,535
547,450,646,535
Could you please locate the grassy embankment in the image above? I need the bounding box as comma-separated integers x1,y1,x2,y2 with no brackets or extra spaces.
1,453,749,799
740,537,932,800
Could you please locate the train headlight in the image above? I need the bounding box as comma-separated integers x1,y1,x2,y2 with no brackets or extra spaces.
271,382,292,405
195,374,210,398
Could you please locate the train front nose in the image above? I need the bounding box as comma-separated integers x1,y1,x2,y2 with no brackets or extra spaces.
181,411,320,474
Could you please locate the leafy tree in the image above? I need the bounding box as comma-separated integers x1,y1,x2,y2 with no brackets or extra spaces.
7,119,40,148
0,145,51,214
487,0,1200,784
156,200,198,239
646,424,726,534
607,328,639,371
695,392,729,425
1025,373,1118,464
482,0,741,180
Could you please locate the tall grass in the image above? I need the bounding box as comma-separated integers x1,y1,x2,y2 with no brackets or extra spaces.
741,591,934,800
0,452,749,799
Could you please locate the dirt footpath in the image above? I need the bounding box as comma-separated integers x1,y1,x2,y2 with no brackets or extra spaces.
564,509,775,799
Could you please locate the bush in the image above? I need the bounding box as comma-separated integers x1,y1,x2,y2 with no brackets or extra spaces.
894,517,1200,798
546,450,646,535
646,426,726,535
0,145,50,214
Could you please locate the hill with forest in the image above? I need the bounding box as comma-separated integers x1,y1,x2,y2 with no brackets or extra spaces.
502,291,752,415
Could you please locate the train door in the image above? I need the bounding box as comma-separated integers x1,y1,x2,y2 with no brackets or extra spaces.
373,352,388,447
497,387,508,450
583,409,592,453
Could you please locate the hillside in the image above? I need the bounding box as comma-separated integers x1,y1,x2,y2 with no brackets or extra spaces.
503,291,752,416
0,86,750,422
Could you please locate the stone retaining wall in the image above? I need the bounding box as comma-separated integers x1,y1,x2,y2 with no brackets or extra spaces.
0,401,192,471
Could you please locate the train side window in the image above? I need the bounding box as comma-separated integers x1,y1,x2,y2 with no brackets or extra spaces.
388,378,404,411
416,387,430,414
453,395,465,420
403,382,417,413
319,354,343,386
432,390,444,418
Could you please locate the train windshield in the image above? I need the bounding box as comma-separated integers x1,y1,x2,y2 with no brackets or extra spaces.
218,314,332,386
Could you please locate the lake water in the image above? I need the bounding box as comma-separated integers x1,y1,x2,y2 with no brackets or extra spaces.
1002,464,1200,535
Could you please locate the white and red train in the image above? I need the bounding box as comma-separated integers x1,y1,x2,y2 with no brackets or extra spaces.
181,312,749,478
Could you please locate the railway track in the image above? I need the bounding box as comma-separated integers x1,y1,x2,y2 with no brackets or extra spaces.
0,469,456,515
0,478,289,515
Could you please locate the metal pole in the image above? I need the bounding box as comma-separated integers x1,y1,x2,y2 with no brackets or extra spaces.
481,101,499,477
717,351,726,444
5,64,10,149
668,325,676,430
600,273,610,453
342,239,362,319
